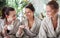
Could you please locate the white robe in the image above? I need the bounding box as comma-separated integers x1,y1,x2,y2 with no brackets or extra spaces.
0,19,21,38
39,15,60,38
16,17,41,38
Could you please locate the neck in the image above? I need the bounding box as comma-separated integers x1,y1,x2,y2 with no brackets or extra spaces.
51,13,55,17
6,21,10,25
51,13,58,21
28,17,34,22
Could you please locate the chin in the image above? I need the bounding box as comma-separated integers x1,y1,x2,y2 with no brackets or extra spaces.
27,17,30,19
13,19,16,21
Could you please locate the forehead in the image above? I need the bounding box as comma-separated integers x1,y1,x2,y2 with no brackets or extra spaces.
46,5,53,10
25,8,32,12
9,11,16,15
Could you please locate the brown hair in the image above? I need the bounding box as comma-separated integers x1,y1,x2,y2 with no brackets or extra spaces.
1,7,15,19
25,3,35,12
47,1,59,10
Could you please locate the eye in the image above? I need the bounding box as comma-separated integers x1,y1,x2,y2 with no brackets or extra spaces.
13,14,16,17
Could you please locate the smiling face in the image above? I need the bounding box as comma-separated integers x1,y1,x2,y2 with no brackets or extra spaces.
46,1,59,18
46,5,58,17
25,8,34,19
6,10,16,22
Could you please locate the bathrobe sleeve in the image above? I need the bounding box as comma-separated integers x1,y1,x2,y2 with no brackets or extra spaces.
39,19,47,38
23,18,41,37
16,17,41,38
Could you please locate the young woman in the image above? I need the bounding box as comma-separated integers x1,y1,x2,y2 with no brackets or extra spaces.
0,7,20,38
39,1,60,38
16,3,41,38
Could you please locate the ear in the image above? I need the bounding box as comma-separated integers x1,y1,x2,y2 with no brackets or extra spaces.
6,15,9,18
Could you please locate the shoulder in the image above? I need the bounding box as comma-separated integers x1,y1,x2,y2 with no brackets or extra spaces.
21,18,27,23
14,18,21,25
35,16,41,23
0,19,2,24
15,18,20,22
0,19,4,23
0,19,5,27
58,14,60,18
34,17,42,27
42,17,50,23
41,17,49,29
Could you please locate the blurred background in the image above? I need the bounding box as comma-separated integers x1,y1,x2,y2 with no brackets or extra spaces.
0,0,60,21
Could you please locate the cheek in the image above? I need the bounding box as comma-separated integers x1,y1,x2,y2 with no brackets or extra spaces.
26,13,31,16
13,17,16,20
26,12,34,17
31,13,34,16
28,13,31,15
46,11,52,15
47,12,50,15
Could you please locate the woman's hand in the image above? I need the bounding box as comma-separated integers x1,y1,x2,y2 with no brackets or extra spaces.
4,35,10,38
17,25,25,35
2,25,8,37
19,25,25,29
19,25,29,29
3,25,8,31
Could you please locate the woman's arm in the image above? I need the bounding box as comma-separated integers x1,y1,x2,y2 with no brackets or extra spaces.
2,25,8,37
39,21,47,38
16,26,24,38
23,28,37,37
23,18,41,37
16,25,37,37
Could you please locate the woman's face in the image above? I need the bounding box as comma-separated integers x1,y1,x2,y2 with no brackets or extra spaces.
25,8,34,19
6,10,16,22
46,5,57,17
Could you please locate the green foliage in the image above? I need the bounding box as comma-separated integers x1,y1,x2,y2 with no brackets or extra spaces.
0,0,29,17
0,0,6,8
6,0,29,14
0,10,2,16
0,0,6,16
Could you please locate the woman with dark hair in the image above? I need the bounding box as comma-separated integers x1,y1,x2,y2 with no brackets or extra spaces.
39,1,60,38
0,7,20,38
16,3,41,38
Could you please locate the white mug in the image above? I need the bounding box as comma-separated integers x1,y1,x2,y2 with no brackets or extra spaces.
7,25,14,30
